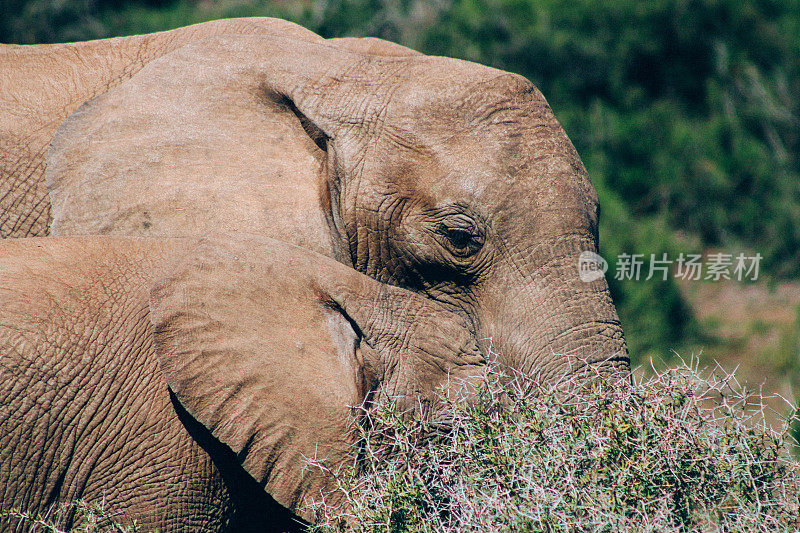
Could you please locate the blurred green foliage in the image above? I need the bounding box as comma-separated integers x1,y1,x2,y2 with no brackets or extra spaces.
2,0,798,362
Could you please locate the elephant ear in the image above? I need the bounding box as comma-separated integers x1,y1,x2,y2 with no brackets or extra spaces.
45,32,415,254
148,236,367,518
148,235,487,518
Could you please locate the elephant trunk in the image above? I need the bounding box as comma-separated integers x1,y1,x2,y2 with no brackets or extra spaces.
478,236,629,387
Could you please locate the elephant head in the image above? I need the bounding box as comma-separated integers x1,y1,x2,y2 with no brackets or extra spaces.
289,56,630,384
46,29,628,385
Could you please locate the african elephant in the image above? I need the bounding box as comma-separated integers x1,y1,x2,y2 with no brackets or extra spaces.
41,25,629,383
0,234,485,531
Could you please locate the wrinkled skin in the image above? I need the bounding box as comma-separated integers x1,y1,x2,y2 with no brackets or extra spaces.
0,17,414,238
42,27,629,382
0,235,485,530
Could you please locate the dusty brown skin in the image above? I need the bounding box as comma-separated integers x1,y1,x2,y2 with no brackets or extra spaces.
0,235,484,530
44,27,628,381
0,17,416,238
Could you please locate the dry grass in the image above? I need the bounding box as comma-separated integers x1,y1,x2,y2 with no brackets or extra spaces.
680,278,800,430
1,498,141,533
308,359,800,532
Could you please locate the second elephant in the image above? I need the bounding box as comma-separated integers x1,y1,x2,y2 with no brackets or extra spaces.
0,235,484,531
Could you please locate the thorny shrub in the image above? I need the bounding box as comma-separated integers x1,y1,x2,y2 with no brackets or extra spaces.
308,359,800,532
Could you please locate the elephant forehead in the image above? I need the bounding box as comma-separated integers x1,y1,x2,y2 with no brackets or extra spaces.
372,62,597,219
387,61,549,127
385,122,596,216
384,79,587,178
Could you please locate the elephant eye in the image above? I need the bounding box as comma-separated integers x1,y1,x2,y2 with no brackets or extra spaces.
445,228,472,248
442,227,482,257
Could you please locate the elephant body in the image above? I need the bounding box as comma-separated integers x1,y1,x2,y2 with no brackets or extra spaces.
0,235,484,530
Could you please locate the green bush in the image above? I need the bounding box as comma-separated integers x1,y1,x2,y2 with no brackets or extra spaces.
309,362,800,532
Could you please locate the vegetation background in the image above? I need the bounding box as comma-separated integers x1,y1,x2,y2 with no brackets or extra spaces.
2,0,798,416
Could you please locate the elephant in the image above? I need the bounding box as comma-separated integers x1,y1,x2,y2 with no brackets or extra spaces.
1,18,630,530
39,25,630,383
0,234,485,531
